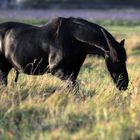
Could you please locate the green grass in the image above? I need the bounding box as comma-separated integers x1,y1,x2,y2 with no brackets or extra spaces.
0,18,49,26
1,18,140,26
0,20,140,140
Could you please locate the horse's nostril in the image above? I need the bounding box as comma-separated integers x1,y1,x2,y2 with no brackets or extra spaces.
119,86,127,91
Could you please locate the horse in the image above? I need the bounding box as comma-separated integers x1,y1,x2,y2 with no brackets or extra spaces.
0,17,129,90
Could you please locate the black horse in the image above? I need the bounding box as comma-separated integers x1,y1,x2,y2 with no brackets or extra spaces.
0,17,129,90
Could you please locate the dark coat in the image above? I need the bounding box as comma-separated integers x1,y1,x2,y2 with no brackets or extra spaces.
0,17,129,90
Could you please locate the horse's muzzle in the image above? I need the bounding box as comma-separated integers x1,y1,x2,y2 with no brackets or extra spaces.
117,79,129,91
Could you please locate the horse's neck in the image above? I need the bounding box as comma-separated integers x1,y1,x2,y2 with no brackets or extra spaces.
69,19,117,54
98,30,117,52
86,31,115,54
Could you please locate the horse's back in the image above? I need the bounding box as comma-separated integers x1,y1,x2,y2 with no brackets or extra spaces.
0,22,50,73
0,21,37,31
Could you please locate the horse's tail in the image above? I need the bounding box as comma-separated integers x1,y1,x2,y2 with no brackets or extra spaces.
0,24,9,54
0,31,4,54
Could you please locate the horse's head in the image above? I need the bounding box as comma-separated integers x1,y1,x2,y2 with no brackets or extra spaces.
102,29,129,90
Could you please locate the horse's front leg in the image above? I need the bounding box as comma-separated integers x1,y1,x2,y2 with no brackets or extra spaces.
64,75,79,92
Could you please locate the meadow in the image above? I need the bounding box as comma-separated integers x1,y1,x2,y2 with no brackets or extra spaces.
0,19,140,140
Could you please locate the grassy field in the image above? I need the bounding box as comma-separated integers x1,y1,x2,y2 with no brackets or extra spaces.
0,20,140,140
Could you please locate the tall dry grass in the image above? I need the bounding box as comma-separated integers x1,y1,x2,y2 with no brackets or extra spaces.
0,25,140,140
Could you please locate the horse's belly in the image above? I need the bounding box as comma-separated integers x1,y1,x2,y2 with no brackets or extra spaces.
11,55,49,75
23,58,49,75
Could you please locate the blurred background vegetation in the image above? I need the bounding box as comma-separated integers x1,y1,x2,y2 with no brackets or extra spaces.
0,1,140,140
2,0,140,9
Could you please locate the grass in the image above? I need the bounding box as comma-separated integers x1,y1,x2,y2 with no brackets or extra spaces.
1,18,140,26
0,19,140,140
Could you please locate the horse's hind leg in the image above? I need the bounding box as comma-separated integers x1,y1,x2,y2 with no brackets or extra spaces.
14,70,19,83
0,55,12,86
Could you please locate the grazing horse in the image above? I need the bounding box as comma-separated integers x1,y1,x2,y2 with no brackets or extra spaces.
0,17,129,90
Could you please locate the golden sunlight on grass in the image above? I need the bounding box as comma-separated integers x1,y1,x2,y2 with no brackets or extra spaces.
126,35,140,50
0,24,140,140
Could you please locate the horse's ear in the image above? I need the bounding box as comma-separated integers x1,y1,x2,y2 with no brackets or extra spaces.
120,39,125,46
